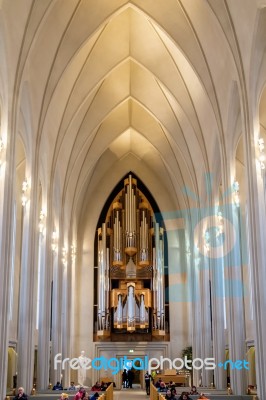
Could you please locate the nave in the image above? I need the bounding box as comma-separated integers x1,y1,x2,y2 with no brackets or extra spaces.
1,1,266,399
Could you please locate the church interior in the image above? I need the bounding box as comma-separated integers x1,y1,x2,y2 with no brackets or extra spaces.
1,0,266,399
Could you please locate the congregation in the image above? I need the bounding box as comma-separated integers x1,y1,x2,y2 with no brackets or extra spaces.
153,378,209,400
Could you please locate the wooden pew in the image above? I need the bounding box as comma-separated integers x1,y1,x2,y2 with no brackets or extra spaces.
150,384,158,400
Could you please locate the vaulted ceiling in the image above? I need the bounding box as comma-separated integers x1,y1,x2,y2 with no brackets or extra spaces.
1,0,265,224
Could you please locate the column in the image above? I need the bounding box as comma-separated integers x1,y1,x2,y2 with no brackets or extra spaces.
17,179,38,394
223,175,247,395
210,256,226,389
187,210,202,388
62,244,72,388
37,218,52,390
189,246,202,388
0,137,16,400
199,251,212,387
209,213,226,389
244,118,266,400
51,236,63,386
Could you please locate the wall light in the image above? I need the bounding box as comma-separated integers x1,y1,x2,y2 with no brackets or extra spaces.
0,137,4,171
258,138,265,170
21,179,28,206
51,231,58,252
39,210,45,233
233,181,240,207
71,244,76,261
62,246,68,266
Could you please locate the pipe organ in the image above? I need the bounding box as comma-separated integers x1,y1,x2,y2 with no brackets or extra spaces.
96,175,165,339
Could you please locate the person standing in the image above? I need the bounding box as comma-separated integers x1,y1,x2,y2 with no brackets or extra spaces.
127,368,134,389
144,371,151,395
122,369,128,388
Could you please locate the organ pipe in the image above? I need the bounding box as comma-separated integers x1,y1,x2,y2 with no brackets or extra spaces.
97,239,103,330
117,294,123,328
127,283,135,331
140,293,145,327
105,248,110,329
96,174,166,337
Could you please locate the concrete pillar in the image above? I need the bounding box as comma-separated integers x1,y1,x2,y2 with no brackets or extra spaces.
199,254,212,388
51,245,63,386
62,248,72,388
37,227,52,390
17,186,38,394
223,188,247,395
0,175,15,400
210,251,226,389
190,249,202,388
243,119,266,400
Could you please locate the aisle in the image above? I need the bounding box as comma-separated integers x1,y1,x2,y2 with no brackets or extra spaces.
114,385,147,399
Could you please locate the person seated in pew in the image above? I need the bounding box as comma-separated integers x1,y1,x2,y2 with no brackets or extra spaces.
68,382,76,390
58,393,68,400
177,391,192,400
165,389,176,400
189,386,199,395
91,381,102,391
14,387,28,400
53,381,63,390
170,386,177,397
90,392,100,400
74,387,85,400
197,394,210,399
159,381,167,392
101,382,108,391
155,377,162,388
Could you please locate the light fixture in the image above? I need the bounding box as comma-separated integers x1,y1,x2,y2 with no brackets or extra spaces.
0,137,4,169
39,210,45,233
51,231,58,252
62,246,68,265
258,138,264,152
21,179,28,206
216,211,223,236
258,138,265,170
203,230,210,253
71,244,76,261
233,181,240,207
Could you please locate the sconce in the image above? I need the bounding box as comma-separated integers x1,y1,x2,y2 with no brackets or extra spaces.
71,244,76,261
216,211,223,237
0,137,4,169
21,179,28,206
39,210,45,234
203,230,210,253
233,181,240,207
258,138,265,170
0,137,3,152
51,231,58,252
62,246,68,265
